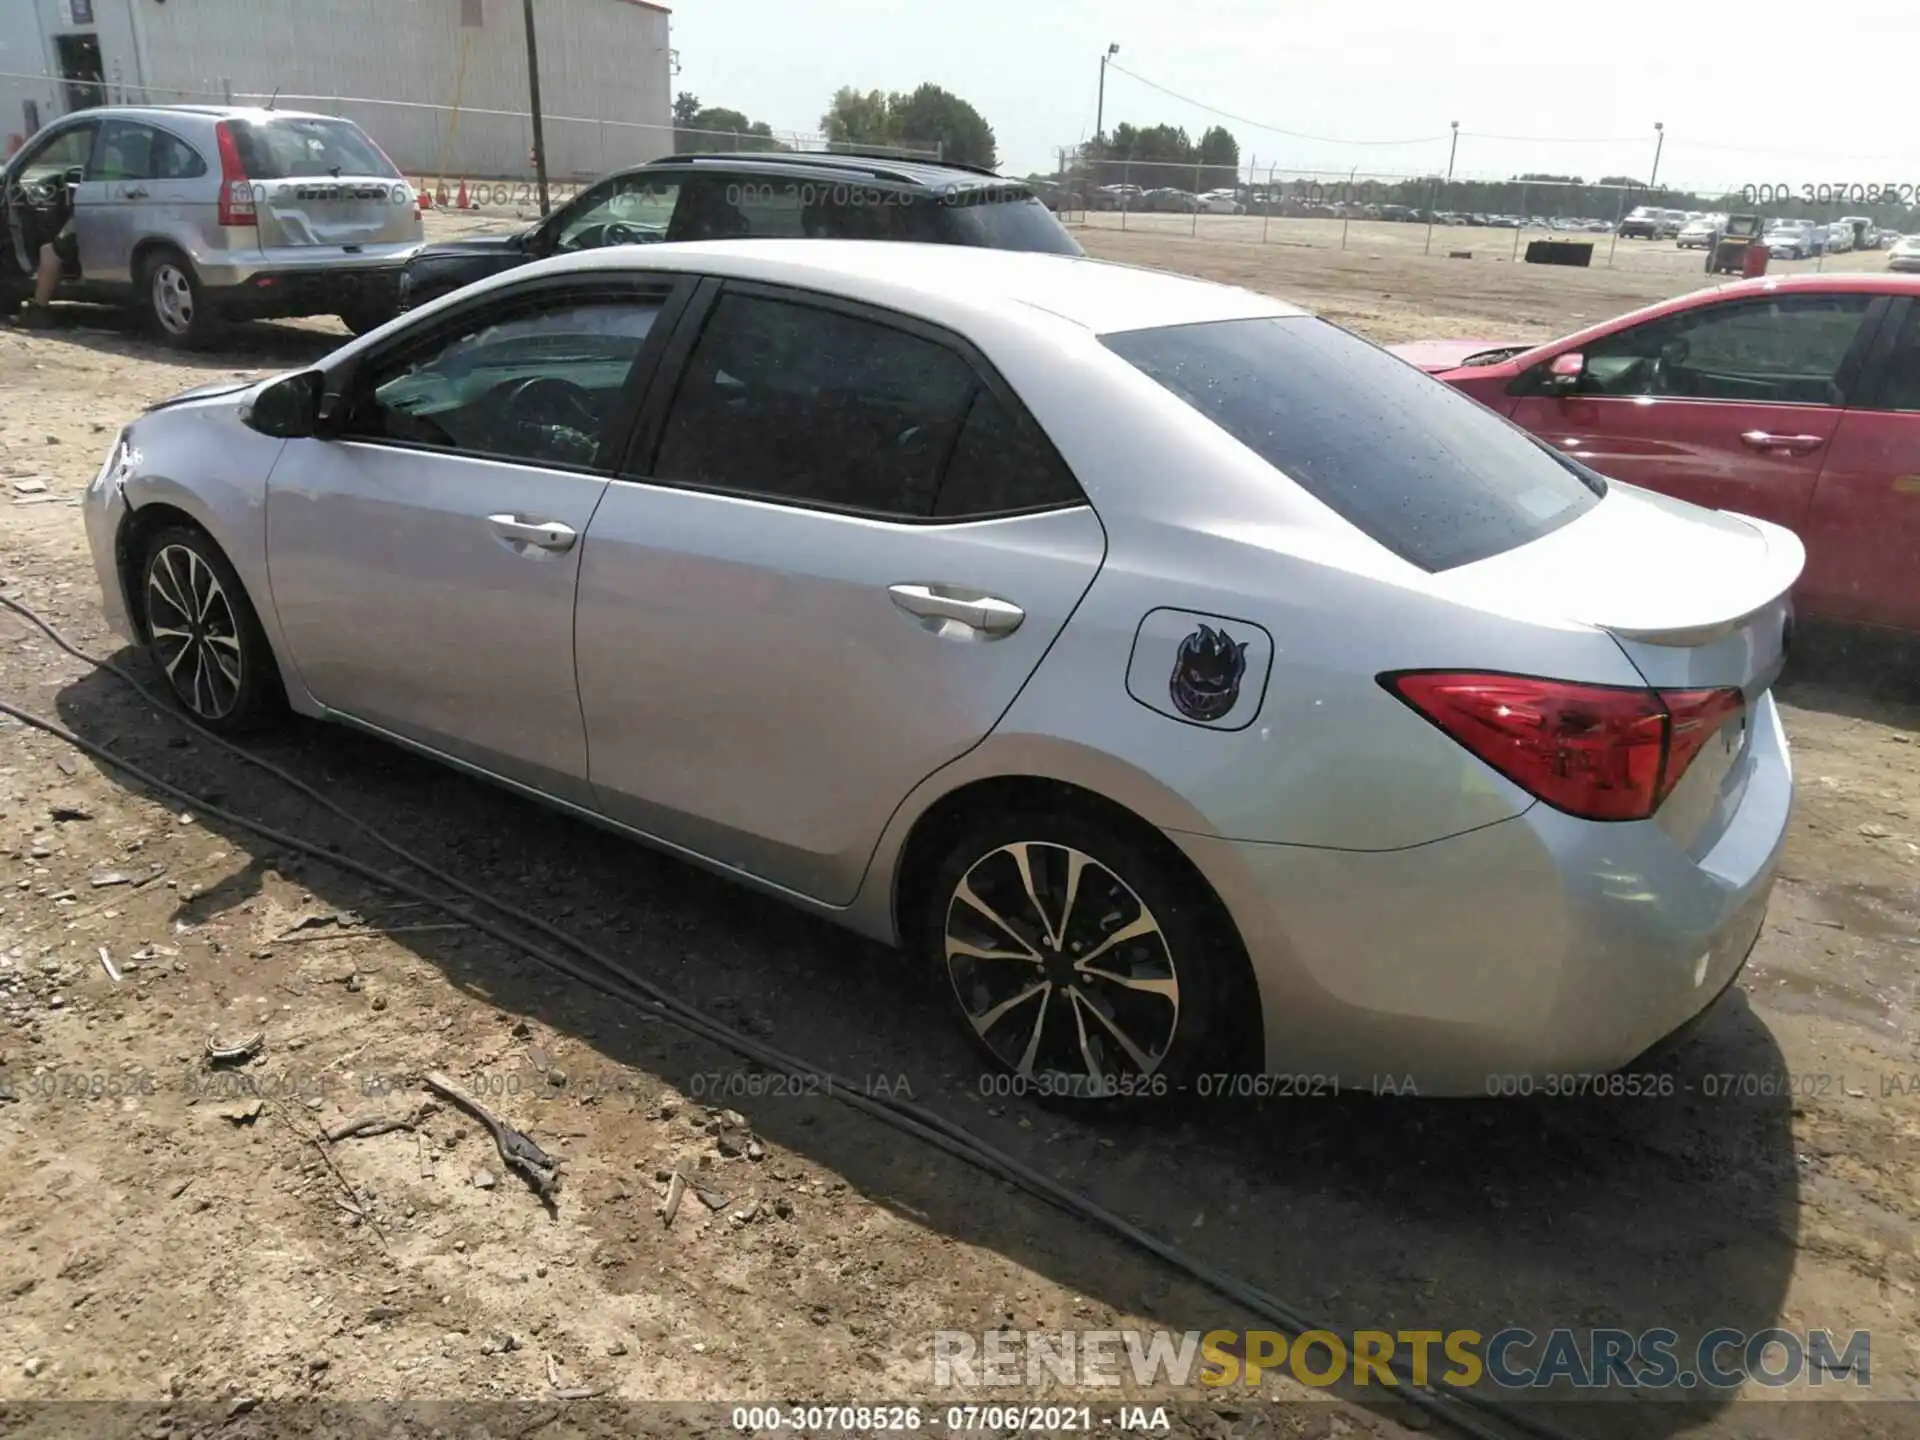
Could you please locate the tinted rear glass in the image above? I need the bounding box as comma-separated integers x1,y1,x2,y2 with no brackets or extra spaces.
1103,316,1605,572
939,193,1083,254
228,117,398,180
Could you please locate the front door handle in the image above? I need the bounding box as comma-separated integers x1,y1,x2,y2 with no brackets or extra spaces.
487,514,577,553
888,584,1025,637
121,187,149,199
1740,430,1825,454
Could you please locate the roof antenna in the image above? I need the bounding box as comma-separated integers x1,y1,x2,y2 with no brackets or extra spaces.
265,85,280,110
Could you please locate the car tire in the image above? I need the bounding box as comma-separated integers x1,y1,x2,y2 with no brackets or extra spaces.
139,524,285,733
922,810,1240,1103
137,247,225,349
337,303,394,337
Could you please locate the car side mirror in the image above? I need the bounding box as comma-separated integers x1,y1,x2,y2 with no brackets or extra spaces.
243,370,324,439
1545,351,1586,395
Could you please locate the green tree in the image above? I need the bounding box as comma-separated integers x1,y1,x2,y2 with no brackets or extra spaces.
821,87,895,148
1197,124,1239,190
886,83,997,168
675,99,783,154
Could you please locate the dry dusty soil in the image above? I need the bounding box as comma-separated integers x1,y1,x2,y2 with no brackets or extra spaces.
0,213,1915,1440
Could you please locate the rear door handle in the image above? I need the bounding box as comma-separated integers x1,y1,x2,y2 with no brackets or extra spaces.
888,584,1025,637
121,187,149,199
488,514,577,553
1740,430,1825,454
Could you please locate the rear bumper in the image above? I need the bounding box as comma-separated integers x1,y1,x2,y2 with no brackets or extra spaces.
1172,692,1792,1095
205,264,404,320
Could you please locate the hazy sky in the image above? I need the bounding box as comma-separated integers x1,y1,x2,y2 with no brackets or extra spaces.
671,0,1918,194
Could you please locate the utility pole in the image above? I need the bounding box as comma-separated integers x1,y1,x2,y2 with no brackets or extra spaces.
522,0,550,215
1095,43,1119,143
1424,120,1458,257
1649,121,1664,196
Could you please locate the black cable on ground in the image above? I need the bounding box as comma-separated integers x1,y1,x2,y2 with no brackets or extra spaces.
0,592,1585,1440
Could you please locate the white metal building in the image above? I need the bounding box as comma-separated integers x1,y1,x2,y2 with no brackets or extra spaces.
2,0,673,181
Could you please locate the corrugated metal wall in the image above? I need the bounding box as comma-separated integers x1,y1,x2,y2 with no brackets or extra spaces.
112,0,672,180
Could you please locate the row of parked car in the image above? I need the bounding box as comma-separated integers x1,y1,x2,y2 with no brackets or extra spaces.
1629,206,1912,258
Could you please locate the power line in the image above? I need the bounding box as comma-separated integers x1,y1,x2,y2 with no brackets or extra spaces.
1101,61,1449,147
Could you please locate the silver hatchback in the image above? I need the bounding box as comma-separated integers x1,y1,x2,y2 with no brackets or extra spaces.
1,104,422,346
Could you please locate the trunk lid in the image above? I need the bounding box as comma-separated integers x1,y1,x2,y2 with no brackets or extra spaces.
1434,482,1802,850
1388,337,1535,374
227,115,419,248
1438,481,1802,695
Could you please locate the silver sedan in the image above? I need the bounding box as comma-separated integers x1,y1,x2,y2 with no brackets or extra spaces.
80,240,1798,1099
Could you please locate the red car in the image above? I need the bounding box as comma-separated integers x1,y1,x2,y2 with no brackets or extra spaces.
1396,274,1920,635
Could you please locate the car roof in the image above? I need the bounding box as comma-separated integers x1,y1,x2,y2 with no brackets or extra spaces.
503,239,1305,335
52,103,341,125
637,150,1017,193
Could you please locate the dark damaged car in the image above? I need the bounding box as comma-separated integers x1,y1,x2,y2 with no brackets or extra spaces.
397,151,1084,313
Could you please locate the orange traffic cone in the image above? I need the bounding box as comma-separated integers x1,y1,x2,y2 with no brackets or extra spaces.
456,178,470,210
434,179,449,208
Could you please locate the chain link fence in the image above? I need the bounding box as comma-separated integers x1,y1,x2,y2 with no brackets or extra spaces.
1041,149,1920,268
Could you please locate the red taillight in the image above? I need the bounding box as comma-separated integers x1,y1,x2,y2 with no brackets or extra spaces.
214,121,256,228
1382,671,1744,822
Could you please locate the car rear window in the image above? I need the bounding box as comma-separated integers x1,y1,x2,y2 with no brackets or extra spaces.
227,117,398,180
939,192,1083,255
1102,315,1606,573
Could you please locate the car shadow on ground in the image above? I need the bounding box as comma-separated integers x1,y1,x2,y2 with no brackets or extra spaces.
1776,620,1920,726
50,659,1800,1439
12,303,341,371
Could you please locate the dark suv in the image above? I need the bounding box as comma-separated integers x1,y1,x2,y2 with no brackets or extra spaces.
397,151,1082,314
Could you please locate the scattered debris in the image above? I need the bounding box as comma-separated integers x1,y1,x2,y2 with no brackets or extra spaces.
97,947,120,984
324,1108,423,1143
695,1184,730,1212
424,1069,560,1202
662,1169,687,1226
222,1100,264,1125
482,1331,520,1355
47,801,92,823
474,1169,497,1190
205,1032,265,1067
10,478,48,495
88,871,131,889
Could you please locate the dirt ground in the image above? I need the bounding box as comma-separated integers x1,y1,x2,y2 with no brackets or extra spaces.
0,216,1916,1440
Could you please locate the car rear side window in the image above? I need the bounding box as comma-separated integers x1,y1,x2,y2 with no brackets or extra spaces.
1103,315,1604,573
92,120,156,181
938,193,1083,254
652,293,980,517
935,389,1084,517
228,117,398,180
666,176,936,242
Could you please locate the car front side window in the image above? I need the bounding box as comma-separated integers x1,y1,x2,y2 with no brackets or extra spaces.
15,125,95,185
1866,305,1920,413
550,179,679,252
1572,293,1876,405
341,292,666,468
